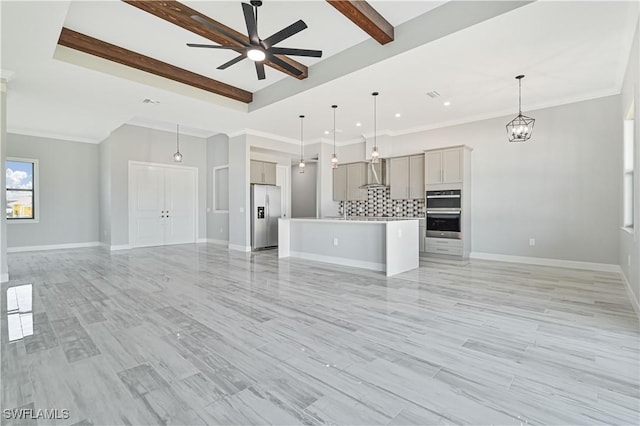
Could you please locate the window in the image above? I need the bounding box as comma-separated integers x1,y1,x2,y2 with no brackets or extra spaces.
6,158,38,222
213,165,229,212
623,116,634,230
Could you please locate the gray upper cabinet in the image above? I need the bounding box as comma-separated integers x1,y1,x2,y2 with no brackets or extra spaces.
333,162,367,201
347,163,367,201
442,148,462,183
250,160,277,185
425,147,462,185
333,165,348,201
390,157,410,199
409,154,425,198
390,154,424,199
262,162,276,185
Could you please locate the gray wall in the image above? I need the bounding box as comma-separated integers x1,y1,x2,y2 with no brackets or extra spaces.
338,95,622,265
206,133,229,242
103,124,207,246
7,133,99,247
99,138,111,245
619,18,639,307
228,134,249,249
291,162,317,218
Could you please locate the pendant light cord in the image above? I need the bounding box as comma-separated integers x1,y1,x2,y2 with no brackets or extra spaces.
373,92,378,149
333,106,337,154
299,115,304,161
176,124,180,152
515,75,525,116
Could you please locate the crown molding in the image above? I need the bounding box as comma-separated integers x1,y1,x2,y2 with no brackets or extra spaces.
124,119,216,139
391,88,621,138
228,128,327,146
7,127,104,144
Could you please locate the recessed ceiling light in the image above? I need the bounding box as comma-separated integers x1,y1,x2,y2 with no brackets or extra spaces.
443,101,451,106
426,91,441,98
395,113,401,118
142,98,160,104
356,122,362,127
324,130,330,135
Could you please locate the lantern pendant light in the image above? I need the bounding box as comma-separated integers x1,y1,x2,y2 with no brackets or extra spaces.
173,124,183,162
331,105,339,169
298,115,306,173
506,75,535,142
371,92,380,163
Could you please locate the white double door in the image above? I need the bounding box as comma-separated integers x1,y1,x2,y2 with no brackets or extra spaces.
130,163,197,247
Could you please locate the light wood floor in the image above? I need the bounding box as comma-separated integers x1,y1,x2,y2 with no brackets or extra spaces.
1,244,638,425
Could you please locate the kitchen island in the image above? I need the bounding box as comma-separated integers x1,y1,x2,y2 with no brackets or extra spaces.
278,218,419,276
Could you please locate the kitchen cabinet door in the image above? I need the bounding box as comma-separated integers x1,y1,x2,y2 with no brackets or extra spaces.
390,156,409,199
409,154,425,199
443,148,462,183
425,151,443,185
262,162,276,185
419,223,426,253
347,163,367,200
333,165,347,201
250,160,263,184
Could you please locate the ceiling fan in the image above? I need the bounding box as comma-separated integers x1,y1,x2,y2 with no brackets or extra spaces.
187,1,322,80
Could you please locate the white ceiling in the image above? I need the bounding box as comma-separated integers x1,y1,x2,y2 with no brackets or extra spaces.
1,1,638,144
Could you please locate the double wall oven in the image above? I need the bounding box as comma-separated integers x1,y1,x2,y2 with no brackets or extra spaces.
426,189,461,239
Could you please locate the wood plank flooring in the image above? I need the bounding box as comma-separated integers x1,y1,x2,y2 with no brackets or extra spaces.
1,244,638,425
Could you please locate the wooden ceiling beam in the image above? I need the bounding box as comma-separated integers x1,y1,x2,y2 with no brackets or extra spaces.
326,0,394,45
122,0,308,80
57,27,253,103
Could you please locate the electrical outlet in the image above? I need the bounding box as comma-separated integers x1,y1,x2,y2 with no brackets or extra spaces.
219,227,223,233
333,237,339,246
239,207,244,213
206,207,211,213
398,229,403,238
529,238,535,246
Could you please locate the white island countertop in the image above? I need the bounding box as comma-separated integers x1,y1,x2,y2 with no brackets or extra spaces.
287,217,423,224
279,217,420,276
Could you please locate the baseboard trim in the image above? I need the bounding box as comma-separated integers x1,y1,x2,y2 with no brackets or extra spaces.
228,244,251,252
621,271,640,319
196,238,208,244
8,241,101,253
205,239,229,246
109,244,131,251
469,252,621,273
289,251,385,272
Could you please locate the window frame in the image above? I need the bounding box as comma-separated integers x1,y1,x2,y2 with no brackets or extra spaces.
6,157,39,224
213,165,229,213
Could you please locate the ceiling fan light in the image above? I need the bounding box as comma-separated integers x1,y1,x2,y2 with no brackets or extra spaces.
247,48,266,62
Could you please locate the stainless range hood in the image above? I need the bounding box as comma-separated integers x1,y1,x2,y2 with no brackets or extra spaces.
360,159,388,189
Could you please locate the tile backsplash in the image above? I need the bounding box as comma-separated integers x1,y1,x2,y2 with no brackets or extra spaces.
339,187,425,217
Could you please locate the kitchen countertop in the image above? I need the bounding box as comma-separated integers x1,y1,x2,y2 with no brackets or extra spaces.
282,217,423,224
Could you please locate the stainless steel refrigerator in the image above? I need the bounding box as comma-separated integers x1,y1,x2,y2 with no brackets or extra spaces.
251,184,281,250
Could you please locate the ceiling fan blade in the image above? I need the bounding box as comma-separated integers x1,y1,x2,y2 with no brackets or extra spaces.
268,54,303,76
262,20,307,48
241,3,260,45
191,15,249,47
255,62,266,80
187,43,241,51
269,47,322,58
217,54,246,70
